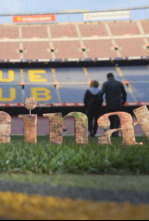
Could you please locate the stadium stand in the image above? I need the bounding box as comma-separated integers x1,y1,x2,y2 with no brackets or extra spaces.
55,67,87,82
131,83,149,102
0,20,148,61
0,65,148,106
59,85,87,103
50,24,78,38
23,42,52,60
22,25,49,39
0,42,20,60
53,41,84,59
115,38,148,57
120,66,149,82
78,23,108,37
141,21,149,34
0,25,19,39
120,66,149,103
108,21,140,36
0,20,148,107
87,66,122,82
83,39,118,58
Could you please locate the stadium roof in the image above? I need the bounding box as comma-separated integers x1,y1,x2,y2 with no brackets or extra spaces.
0,0,148,15
0,6,148,16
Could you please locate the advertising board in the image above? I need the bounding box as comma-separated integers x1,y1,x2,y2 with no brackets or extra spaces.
84,10,130,21
13,15,56,23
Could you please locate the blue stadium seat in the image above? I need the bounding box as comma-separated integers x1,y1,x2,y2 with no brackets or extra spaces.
55,67,88,83
125,88,136,103
87,67,123,83
59,84,88,103
120,66,149,82
131,83,149,102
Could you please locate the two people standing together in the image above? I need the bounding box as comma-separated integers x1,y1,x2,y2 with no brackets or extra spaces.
84,73,127,137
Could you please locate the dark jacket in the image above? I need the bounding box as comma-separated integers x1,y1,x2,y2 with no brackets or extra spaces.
99,79,127,109
84,88,103,112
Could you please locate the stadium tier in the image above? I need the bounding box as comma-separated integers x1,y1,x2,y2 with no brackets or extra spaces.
0,20,148,107
0,65,149,106
0,20,148,62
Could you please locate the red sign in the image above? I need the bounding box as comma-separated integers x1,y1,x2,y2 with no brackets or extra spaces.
13,15,56,23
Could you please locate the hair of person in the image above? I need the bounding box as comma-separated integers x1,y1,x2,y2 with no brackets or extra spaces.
107,73,114,79
90,80,99,88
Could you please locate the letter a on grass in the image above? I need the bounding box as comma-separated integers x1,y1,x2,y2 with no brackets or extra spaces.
98,112,143,146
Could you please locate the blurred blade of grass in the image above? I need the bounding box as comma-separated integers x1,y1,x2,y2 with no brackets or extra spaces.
0,136,148,175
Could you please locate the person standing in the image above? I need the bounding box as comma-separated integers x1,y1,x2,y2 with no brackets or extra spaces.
99,73,127,137
84,81,103,137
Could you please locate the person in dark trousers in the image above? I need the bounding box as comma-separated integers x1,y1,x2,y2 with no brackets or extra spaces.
84,81,103,137
99,73,127,137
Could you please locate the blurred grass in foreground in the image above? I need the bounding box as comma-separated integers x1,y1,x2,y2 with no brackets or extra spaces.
0,136,148,175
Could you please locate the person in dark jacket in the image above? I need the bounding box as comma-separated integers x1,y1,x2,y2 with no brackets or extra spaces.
99,73,127,137
84,80,103,137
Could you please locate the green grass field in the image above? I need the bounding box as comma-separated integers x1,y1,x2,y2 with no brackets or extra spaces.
0,136,149,175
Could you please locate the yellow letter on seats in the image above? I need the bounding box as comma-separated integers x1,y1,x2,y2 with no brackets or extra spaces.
0,88,16,102
29,70,47,83
0,70,14,82
32,88,52,101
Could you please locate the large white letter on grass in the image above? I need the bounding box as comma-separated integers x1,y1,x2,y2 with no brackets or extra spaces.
64,112,88,145
98,112,143,146
0,112,11,143
18,97,37,144
43,113,64,145
134,105,149,140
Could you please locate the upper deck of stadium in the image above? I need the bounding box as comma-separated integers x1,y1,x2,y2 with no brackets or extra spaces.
0,19,148,62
